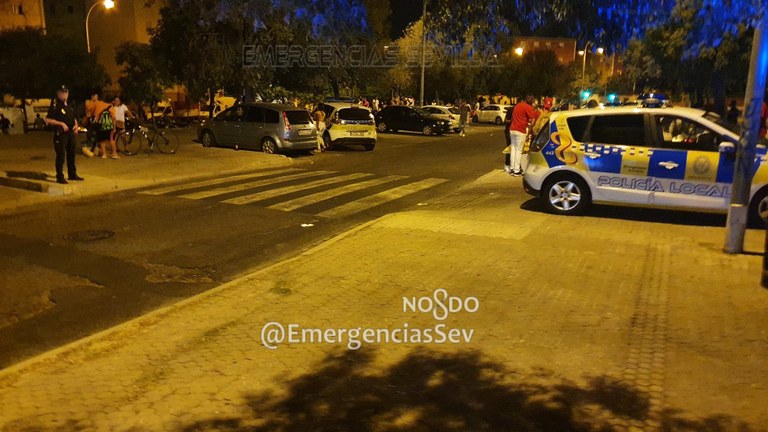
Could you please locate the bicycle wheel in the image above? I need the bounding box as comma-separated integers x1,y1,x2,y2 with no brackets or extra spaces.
155,131,181,154
118,132,143,155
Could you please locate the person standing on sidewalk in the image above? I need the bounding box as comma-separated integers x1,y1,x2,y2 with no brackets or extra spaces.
45,85,83,184
507,95,539,177
459,100,470,137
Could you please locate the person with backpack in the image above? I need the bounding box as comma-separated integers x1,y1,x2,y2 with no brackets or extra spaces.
95,99,118,159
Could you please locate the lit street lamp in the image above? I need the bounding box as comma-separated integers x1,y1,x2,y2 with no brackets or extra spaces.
86,0,115,54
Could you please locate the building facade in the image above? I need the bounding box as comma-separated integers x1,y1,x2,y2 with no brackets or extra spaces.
512,37,578,65
0,0,46,31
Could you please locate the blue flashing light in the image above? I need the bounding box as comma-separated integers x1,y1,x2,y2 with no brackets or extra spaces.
608,93,617,102
581,91,591,100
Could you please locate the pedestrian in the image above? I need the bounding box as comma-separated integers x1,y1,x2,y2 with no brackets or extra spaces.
44,85,83,184
112,96,132,147
372,97,379,113
502,103,514,171
531,97,553,137
458,100,470,137
0,114,10,135
507,94,539,177
34,113,46,130
726,100,741,125
93,96,118,159
313,106,327,152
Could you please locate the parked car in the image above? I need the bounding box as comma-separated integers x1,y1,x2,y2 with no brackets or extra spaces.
473,104,514,124
374,106,451,136
197,103,317,154
421,105,461,132
316,102,377,151
523,106,768,223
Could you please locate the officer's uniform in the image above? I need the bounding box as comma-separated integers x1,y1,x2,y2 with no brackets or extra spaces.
46,91,79,182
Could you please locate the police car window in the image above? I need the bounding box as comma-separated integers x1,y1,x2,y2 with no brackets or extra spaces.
565,116,590,142
656,116,720,152
588,114,646,146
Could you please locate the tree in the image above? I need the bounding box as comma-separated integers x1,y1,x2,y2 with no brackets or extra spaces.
115,42,168,108
0,27,108,102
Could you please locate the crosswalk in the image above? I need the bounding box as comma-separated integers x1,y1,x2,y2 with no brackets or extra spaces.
139,168,449,218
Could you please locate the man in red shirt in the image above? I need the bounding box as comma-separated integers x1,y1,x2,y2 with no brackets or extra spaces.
507,95,540,176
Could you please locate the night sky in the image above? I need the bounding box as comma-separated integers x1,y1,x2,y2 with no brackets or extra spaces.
389,0,423,39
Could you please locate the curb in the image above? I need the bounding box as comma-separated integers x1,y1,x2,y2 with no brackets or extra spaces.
0,212,391,383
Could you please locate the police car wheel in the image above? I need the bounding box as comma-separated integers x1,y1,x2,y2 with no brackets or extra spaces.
748,188,768,226
543,177,590,215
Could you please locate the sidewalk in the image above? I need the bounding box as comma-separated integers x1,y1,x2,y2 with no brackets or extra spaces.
0,130,296,213
0,168,766,431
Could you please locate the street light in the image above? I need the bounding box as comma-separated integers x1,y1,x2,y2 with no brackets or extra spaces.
580,42,603,101
514,47,524,56
86,0,114,54
419,0,427,106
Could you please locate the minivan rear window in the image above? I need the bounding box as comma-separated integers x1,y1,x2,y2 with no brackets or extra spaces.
285,110,312,124
338,108,372,121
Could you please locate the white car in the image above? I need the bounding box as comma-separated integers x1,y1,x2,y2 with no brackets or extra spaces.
316,102,377,151
421,105,461,132
473,104,514,124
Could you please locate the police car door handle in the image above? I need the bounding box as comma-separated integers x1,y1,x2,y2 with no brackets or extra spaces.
658,161,678,169
584,152,601,159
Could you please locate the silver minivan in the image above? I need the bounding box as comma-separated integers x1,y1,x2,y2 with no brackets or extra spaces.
198,103,317,154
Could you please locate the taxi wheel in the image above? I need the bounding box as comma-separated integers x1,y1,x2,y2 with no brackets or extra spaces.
543,176,591,215
494,116,502,124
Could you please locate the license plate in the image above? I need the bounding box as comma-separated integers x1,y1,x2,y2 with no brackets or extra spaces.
298,129,312,136
350,131,364,136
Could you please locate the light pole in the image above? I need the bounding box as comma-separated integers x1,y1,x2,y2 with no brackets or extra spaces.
86,0,114,54
580,41,593,100
419,0,427,106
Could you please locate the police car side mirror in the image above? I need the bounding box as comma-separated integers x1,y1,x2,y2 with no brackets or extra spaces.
718,142,736,154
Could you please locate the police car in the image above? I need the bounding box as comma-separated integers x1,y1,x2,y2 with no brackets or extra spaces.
522,106,768,222
316,102,377,151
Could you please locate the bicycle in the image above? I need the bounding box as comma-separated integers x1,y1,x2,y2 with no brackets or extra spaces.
116,119,180,155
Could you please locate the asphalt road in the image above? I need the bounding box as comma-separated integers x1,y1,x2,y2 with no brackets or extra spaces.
0,124,512,368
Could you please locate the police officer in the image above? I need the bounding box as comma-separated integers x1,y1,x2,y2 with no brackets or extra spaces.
45,85,83,184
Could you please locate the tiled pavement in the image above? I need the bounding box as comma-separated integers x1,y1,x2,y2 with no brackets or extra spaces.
0,170,767,431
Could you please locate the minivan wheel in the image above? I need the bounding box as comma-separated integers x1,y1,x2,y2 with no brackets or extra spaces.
262,138,279,154
201,130,216,148
542,176,591,215
377,122,388,133
422,125,433,136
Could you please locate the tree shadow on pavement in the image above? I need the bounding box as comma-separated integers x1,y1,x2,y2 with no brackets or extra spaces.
178,348,756,432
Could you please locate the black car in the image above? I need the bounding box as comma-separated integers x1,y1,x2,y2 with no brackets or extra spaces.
374,106,451,136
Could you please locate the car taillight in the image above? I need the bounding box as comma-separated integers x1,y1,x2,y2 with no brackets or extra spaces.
282,112,291,131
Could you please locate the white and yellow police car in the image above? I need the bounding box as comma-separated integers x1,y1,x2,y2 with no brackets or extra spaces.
523,106,768,222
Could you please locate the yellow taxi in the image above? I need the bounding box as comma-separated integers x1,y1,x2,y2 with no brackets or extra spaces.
522,106,768,222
